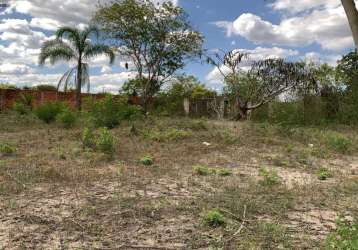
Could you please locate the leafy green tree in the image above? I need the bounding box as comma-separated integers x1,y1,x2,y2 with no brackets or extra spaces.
39,26,115,110
94,0,203,112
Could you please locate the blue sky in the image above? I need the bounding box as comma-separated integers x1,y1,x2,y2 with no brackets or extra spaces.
0,0,355,93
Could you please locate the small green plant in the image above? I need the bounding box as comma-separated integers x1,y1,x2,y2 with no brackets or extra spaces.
89,95,120,128
326,133,352,154
140,155,154,166
57,108,77,128
194,165,212,176
259,167,281,186
194,165,232,176
96,128,115,155
82,128,95,149
216,168,233,176
203,209,225,227
325,217,358,249
317,167,333,180
118,104,143,121
0,143,16,155
34,102,64,123
13,102,29,115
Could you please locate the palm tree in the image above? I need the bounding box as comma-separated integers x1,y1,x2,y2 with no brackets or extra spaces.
342,0,358,50
39,26,115,110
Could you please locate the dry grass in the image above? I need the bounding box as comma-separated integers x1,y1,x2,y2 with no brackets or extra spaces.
0,112,357,249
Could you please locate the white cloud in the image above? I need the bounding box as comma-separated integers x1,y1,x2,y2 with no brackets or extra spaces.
0,63,35,74
206,46,299,85
303,52,341,66
270,0,340,13
214,3,354,51
30,18,61,31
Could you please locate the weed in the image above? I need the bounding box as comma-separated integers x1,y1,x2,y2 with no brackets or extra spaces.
203,209,225,227
34,102,64,123
194,165,232,176
259,167,281,187
13,102,29,115
140,155,154,166
325,217,358,249
0,143,16,155
326,133,352,154
82,128,95,149
194,165,212,176
57,108,77,128
216,168,233,176
317,167,333,180
89,95,120,129
96,128,115,155
118,104,143,121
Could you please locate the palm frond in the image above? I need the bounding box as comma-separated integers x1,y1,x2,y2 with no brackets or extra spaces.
81,63,91,93
81,25,100,41
57,67,76,92
55,26,82,50
84,44,115,64
39,40,76,65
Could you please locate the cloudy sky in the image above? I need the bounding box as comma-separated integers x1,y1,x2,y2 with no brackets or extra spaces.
0,0,355,93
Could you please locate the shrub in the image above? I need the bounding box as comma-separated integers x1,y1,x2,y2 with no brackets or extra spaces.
13,102,29,115
118,105,143,121
57,108,76,128
325,217,358,249
33,84,57,91
194,165,212,176
216,168,233,176
194,165,232,176
203,209,225,227
326,133,352,154
82,128,95,149
259,167,281,187
96,128,115,155
0,143,16,155
317,167,333,180
89,95,120,128
34,102,64,123
140,155,154,166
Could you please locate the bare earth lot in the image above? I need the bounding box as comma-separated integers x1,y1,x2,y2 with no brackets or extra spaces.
0,114,357,249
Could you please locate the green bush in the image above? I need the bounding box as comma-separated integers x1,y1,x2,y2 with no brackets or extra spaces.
96,128,115,155
13,93,33,115
140,155,154,166
325,217,358,249
89,95,120,128
326,133,352,154
259,167,281,187
193,165,232,176
203,209,225,227
57,108,77,128
0,143,16,155
194,165,212,176
34,102,64,123
118,104,143,121
13,102,29,115
317,167,333,180
82,128,95,149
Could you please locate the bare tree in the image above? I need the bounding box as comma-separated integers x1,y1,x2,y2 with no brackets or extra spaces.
207,50,314,120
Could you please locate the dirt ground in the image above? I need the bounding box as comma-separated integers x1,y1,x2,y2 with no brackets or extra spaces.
0,114,357,249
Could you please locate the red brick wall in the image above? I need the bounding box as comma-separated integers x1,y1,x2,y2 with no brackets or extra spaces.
0,89,111,110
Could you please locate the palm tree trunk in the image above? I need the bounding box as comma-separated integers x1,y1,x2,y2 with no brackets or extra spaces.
342,0,358,50
76,61,82,110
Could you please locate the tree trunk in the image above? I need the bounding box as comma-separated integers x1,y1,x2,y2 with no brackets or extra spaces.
76,61,82,110
342,0,358,50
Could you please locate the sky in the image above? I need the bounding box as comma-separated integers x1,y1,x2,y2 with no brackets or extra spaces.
0,0,355,93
